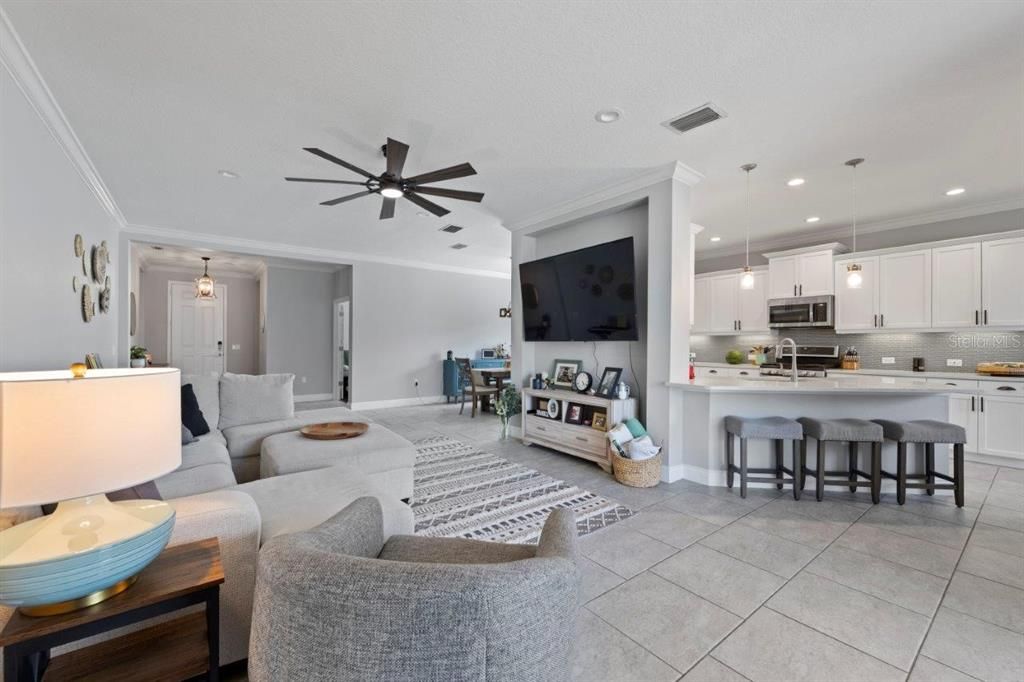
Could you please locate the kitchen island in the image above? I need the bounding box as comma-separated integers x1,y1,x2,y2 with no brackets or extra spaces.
669,375,961,488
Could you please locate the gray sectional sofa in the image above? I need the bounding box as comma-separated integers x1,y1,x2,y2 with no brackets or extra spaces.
0,373,418,668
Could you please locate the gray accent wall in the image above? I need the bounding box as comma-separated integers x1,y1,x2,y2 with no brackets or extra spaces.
264,266,337,396
139,268,260,374
350,263,511,405
0,67,121,371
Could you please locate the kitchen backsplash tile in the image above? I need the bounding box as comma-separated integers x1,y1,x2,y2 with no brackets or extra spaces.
690,329,1023,373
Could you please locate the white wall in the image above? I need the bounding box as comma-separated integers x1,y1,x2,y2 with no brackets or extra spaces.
139,267,260,374
264,265,337,396
529,204,649,413
0,66,121,370
350,263,510,406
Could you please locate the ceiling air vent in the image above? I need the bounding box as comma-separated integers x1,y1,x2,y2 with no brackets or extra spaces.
663,102,727,135
439,224,464,234
450,243,469,250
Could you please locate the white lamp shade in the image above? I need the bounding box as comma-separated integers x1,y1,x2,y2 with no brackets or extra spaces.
0,368,181,508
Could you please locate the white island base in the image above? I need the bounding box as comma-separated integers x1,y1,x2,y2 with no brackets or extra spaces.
673,377,954,494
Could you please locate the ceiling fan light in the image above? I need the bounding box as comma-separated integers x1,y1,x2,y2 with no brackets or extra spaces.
740,267,755,290
380,186,403,199
846,262,863,289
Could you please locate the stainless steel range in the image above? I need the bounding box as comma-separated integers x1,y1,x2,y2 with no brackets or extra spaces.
759,344,840,379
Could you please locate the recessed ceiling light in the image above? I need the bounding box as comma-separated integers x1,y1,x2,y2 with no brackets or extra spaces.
945,187,965,196
805,216,821,223
594,108,622,123
218,170,239,178
710,236,721,242
786,178,805,187
450,243,469,250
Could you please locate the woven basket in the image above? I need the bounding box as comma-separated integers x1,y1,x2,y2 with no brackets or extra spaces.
611,448,663,488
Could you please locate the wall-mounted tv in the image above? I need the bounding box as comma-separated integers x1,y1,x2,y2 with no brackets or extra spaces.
519,237,638,342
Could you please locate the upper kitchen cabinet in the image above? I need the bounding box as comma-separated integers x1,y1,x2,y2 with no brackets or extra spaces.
765,243,847,299
691,269,768,335
878,249,932,329
737,270,769,333
982,236,1024,328
834,256,879,331
933,242,982,327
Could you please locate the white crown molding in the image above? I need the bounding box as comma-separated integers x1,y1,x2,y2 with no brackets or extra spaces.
505,161,705,232
123,223,512,280
698,196,1024,260
762,242,848,259
142,263,261,279
0,7,127,228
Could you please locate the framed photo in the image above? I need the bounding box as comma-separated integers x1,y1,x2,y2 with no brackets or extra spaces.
552,359,583,389
596,367,622,397
565,403,583,425
591,413,608,431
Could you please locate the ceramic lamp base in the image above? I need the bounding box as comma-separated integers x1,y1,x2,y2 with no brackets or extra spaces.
0,495,175,616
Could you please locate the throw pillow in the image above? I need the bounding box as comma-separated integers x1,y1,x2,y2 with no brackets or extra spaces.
624,418,647,439
218,372,295,429
181,383,211,437
182,424,196,445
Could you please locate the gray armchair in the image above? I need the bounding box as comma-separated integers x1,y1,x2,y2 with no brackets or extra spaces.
249,497,580,682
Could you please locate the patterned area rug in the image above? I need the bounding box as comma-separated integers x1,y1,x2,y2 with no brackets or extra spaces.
412,435,634,544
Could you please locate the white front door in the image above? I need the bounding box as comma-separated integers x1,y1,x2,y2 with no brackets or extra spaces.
169,281,226,375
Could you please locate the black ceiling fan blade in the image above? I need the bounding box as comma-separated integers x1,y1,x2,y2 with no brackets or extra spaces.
303,147,377,180
404,191,450,217
404,162,477,185
385,138,409,178
320,190,374,206
285,177,367,185
412,186,484,202
379,197,397,219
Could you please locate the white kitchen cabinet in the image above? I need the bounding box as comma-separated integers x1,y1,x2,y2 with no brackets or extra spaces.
737,270,769,333
933,242,981,327
878,249,931,329
948,393,980,453
708,273,739,333
768,249,837,298
982,237,1024,328
692,276,711,333
979,394,1024,460
834,256,879,331
769,256,799,299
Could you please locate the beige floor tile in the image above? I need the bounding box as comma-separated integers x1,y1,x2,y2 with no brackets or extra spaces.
978,503,1024,533
737,501,850,550
767,572,930,670
884,495,980,527
712,608,905,682
986,490,1024,513
660,492,754,526
989,479,1024,497
579,525,678,579
805,545,947,616
764,495,868,523
943,572,1024,634
681,656,748,681
995,467,1024,485
958,543,1024,590
835,523,961,578
595,481,679,510
573,609,680,682
620,509,719,549
858,506,971,549
579,556,625,604
963,461,999,483
588,572,740,674
970,523,1024,559
921,607,1024,682
651,544,785,617
700,523,818,579
908,656,980,682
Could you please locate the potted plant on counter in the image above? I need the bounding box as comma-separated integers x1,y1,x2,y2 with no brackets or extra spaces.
494,385,521,440
130,346,148,368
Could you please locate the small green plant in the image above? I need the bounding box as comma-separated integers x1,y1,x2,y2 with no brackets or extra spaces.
494,385,522,439
130,345,148,360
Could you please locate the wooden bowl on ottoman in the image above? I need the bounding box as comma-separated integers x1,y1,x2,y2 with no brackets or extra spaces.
300,422,369,440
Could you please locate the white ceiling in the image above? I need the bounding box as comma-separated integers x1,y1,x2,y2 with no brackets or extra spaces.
137,244,266,277
5,1,1023,274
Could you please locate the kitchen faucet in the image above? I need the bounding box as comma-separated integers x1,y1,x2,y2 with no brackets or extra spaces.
778,338,798,383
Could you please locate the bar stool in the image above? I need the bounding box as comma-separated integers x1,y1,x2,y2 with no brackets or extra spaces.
872,420,966,507
796,418,883,503
724,416,804,499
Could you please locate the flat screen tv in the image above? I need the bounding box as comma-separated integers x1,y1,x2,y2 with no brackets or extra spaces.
519,237,638,342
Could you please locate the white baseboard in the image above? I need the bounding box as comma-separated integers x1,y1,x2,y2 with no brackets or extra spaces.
294,393,333,403
661,462,688,483
350,395,448,410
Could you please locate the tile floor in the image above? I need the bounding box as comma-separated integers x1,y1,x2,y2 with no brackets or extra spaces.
356,401,1024,682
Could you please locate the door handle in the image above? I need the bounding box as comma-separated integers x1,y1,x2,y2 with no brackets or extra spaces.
984,310,988,325
799,284,803,296
873,314,878,328
217,340,224,356
971,396,975,411
793,284,797,296
880,314,884,327
980,397,985,412
996,386,1017,391
975,310,979,325
575,436,588,443
709,369,718,374
738,320,742,331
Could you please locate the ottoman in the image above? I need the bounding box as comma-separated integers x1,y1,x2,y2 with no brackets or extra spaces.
260,427,416,501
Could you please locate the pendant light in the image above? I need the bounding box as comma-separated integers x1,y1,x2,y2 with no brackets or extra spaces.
844,158,865,289
194,257,217,299
739,163,757,290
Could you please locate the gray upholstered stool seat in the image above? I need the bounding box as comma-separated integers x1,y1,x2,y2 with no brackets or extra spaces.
796,418,883,503
724,416,803,500
872,419,966,507
724,416,803,440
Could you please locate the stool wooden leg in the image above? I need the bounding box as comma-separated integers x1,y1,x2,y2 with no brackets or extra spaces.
726,431,734,489
896,442,907,505
925,443,935,496
740,437,748,499
871,442,881,504
954,443,965,508
799,438,807,492
792,440,802,500
848,442,858,493
774,439,784,490
816,439,825,502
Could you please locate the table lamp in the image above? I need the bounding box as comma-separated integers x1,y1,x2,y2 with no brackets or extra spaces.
0,367,181,616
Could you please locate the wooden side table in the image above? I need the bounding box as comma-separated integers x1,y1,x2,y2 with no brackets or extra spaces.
1,538,224,682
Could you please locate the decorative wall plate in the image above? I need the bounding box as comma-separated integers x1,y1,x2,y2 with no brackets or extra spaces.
81,286,93,322
81,253,88,277
74,234,84,257
72,276,79,292
99,286,111,313
102,240,111,263
92,244,108,283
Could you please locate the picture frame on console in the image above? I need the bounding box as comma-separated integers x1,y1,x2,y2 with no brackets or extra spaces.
552,359,582,389
596,367,622,397
565,404,583,425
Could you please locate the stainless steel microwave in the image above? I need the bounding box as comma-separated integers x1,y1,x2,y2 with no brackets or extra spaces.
767,295,834,328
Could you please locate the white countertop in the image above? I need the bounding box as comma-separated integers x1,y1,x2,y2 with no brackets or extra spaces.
670,375,973,395
693,362,1023,384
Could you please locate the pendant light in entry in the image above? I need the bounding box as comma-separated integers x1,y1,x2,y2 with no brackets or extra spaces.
844,158,865,289
739,163,757,290
194,257,217,299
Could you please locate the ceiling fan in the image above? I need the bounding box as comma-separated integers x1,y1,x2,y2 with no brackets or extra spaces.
285,138,484,220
